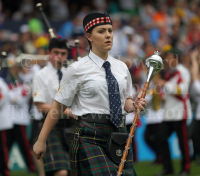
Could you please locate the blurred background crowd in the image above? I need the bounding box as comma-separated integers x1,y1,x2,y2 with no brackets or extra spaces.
0,0,200,175
1,0,200,83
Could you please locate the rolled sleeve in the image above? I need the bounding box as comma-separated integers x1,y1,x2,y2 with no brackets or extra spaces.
54,65,82,106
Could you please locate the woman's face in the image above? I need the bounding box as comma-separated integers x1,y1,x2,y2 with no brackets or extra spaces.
87,24,113,52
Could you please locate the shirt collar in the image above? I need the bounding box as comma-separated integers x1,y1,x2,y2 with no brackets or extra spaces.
88,50,112,68
47,62,65,73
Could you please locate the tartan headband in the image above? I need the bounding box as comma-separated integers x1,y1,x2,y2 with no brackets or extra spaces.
83,12,112,32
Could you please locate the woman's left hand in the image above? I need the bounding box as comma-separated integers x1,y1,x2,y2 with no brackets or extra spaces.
134,94,147,111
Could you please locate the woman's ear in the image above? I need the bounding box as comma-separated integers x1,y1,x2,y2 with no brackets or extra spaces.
86,33,92,43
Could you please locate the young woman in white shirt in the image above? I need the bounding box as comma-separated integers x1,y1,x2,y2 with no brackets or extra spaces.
33,12,146,176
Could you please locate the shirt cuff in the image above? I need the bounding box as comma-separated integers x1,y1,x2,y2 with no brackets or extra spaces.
33,98,46,103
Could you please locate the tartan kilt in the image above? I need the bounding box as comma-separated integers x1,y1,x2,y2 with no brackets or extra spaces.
43,120,70,172
70,122,137,176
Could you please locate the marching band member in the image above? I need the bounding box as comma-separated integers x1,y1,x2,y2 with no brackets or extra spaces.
19,61,45,176
33,12,146,176
145,82,163,165
33,37,74,176
7,57,35,173
0,77,14,176
189,49,200,165
154,49,191,175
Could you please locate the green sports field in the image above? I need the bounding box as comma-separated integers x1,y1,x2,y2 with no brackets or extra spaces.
11,160,200,176
134,160,200,176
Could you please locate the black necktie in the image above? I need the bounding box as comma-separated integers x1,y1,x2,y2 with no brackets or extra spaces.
57,69,63,83
103,61,122,128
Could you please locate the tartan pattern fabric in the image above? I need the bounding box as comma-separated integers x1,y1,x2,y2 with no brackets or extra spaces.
43,129,70,172
54,118,70,130
70,123,82,174
84,17,111,32
103,61,123,128
70,122,137,176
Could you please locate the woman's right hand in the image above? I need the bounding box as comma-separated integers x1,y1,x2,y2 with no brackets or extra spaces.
33,140,46,161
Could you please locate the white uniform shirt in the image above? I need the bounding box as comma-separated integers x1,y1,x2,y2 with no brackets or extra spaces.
0,78,13,130
55,50,133,116
8,82,31,125
33,62,67,105
163,64,192,121
145,94,163,124
190,80,200,120
19,65,43,120
144,82,163,124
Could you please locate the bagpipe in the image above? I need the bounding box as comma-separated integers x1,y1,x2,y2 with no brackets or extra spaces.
36,3,87,62
0,3,88,71
0,51,17,85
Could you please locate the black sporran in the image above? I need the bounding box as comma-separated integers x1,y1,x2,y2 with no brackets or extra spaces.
106,132,129,164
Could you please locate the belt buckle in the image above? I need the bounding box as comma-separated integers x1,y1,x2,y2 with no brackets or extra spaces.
74,133,79,140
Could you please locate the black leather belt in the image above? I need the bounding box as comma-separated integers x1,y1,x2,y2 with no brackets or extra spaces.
69,114,126,141
78,114,112,125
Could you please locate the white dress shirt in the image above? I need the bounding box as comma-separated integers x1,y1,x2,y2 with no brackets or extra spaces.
145,94,163,124
55,50,133,116
144,82,163,124
0,78,13,130
8,82,31,125
33,62,67,105
19,65,43,120
190,80,200,120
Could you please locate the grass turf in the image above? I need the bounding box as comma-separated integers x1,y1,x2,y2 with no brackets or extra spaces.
11,160,200,176
134,160,200,176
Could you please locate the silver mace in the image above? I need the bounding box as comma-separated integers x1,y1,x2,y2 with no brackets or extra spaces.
117,51,163,175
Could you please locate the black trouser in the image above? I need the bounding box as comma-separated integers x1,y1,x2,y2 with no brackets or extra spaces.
30,119,43,147
0,129,11,176
0,125,35,176
144,123,162,162
158,120,190,172
188,118,200,157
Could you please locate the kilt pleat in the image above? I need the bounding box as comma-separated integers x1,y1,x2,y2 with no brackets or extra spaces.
70,125,82,174
70,122,137,176
43,128,70,172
